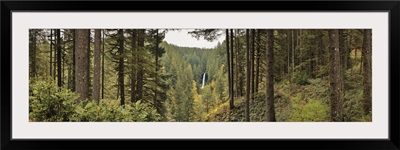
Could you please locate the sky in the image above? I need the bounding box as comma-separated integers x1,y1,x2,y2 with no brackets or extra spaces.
163,29,225,49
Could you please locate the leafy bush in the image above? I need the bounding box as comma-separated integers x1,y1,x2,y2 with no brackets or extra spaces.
30,79,162,122
344,69,363,90
204,92,272,122
305,78,329,101
288,94,329,122
29,79,78,121
204,74,370,122
342,86,370,121
292,71,310,85
342,70,371,122
70,100,162,122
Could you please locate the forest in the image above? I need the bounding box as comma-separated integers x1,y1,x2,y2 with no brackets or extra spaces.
29,29,372,122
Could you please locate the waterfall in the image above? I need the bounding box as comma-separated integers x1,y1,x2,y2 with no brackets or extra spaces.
201,73,206,89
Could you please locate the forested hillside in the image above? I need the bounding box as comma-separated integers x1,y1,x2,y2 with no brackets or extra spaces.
29,29,372,122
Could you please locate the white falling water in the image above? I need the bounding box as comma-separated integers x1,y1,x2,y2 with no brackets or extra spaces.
201,73,206,89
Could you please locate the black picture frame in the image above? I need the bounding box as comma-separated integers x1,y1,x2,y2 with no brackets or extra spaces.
1,1,399,149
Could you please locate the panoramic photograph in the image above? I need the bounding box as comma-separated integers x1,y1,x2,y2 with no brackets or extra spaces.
29,29,372,122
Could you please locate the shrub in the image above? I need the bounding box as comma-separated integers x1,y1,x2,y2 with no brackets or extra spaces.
292,71,310,85
288,94,329,122
29,78,78,121
342,88,365,121
70,100,162,122
342,70,371,122
30,79,162,122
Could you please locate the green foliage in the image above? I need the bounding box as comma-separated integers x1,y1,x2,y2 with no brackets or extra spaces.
162,41,228,122
203,77,356,122
342,89,366,121
29,29,371,122
288,94,329,122
292,71,310,85
163,46,196,121
70,100,161,122
203,100,230,122
249,92,269,121
204,92,269,122
342,69,371,121
306,78,330,99
30,79,161,122
212,65,228,105
191,80,203,121
29,78,78,121
201,83,214,117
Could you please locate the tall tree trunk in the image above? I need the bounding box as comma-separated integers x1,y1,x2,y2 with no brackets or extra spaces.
226,29,232,110
62,38,66,86
131,30,137,103
341,29,350,70
50,29,53,77
154,29,159,111
75,29,90,101
345,30,350,69
255,29,260,93
72,30,76,92
291,29,295,79
245,29,250,122
339,29,346,96
299,30,303,71
30,30,37,78
33,30,37,78
102,30,105,99
235,29,241,97
339,30,346,70
266,29,276,122
362,29,372,115
69,30,74,90
57,29,62,87
230,29,234,107
251,29,255,96
136,29,145,100
118,29,125,106
329,29,343,121
54,30,57,81
87,30,91,98
249,30,253,97
310,30,315,78
93,29,101,103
